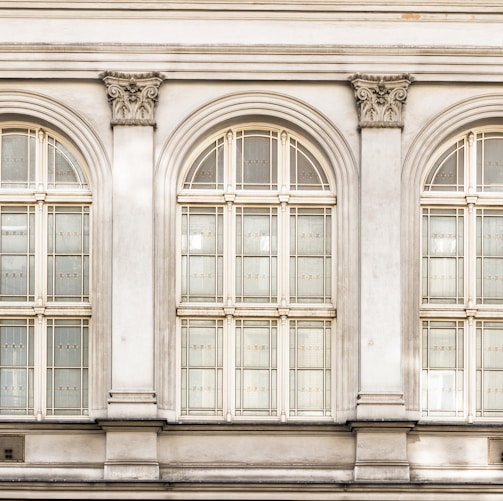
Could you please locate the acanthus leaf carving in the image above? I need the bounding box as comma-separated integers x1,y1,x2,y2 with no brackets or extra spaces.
349,73,414,128
101,71,164,126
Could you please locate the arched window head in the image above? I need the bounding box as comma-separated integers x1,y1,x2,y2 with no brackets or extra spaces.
177,124,335,421
182,127,331,192
423,130,503,193
0,127,88,191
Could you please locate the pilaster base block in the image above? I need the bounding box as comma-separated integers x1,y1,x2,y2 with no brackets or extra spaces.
350,420,416,482
108,390,157,418
356,392,406,420
104,460,160,480
99,419,165,481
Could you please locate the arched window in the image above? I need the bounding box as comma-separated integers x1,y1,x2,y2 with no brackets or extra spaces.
177,125,336,420
0,125,91,418
421,128,503,420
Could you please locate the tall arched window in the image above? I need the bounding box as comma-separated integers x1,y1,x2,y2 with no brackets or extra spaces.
177,125,336,420
0,124,91,418
421,128,503,420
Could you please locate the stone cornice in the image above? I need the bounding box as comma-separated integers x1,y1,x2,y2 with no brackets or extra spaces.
2,1,503,14
349,73,414,128
101,71,164,126
0,45,500,82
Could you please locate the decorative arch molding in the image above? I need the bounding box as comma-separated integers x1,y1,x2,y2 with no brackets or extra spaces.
0,89,112,416
0,89,111,188
155,90,359,422
402,93,503,416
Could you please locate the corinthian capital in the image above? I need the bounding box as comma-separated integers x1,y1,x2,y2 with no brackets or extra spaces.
349,74,414,128
101,71,164,126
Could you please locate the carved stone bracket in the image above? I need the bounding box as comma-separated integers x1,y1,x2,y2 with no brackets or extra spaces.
101,71,164,126
349,73,414,128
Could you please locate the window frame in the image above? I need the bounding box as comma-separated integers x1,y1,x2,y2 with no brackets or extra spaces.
420,126,503,422
0,122,92,420
175,123,337,422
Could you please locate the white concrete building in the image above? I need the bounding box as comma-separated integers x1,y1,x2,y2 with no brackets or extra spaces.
0,1,501,499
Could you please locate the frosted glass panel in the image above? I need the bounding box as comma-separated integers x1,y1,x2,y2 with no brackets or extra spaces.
295,370,324,409
290,208,331,303
236,130,278,190
47,206,89,302
186,369,218,409
47,138,88,190
480,326,503,369
482,371,503,412
295,327,325,367
422,321,464,417
424,140,464,192
290,139,329,191
1,130,36,188
425,371,459,413
0,207,35,301
180,207,223,302
180,319,223,416
0,319,33,415
235,208,277,302
183,139,224,190
477,211,503,303
186,256,220,298
422,209,464,303
289,320,331,417
46,319,88,415
241,370,272,409
476,322,503,416
235,320,277,416
478,135,503,192
428,328,459,370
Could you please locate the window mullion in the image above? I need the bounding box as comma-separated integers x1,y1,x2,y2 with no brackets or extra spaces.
224,314,234,422
466,202,476,308
35,201,47,306
33,313,46,420
466,315,476,422
279,315,288,421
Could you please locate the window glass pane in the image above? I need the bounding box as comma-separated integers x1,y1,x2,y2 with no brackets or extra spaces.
1,129,36,189
0,206,35,302
180,319,223,416
290,208,331,303
0,319,34,415
236,208,277,303
180,207,223,302
290,139,329,191
424,140,464,192
422,209,464,304
235,320,277,416
422,321,464,417
476,322,503,417
183,138,224,190
46,319,88,416
289,320,331,417
47,206,90,302
47,138,88,190
477,134,503,192
236,130,277,190
477,210,503,303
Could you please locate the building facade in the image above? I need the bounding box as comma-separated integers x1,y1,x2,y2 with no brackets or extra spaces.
0,1,502,499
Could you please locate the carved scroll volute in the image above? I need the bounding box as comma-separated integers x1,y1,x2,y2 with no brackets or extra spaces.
101,72,164,126
349,73,414,128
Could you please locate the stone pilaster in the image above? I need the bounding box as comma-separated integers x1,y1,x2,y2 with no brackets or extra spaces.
102,71,163,420
102,71,164,481
350,73,414,481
